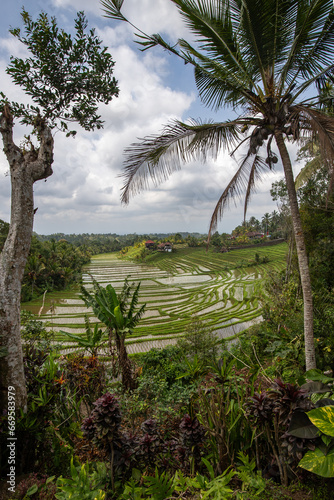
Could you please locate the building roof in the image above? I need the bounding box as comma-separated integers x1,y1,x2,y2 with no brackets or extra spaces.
247,232,264,237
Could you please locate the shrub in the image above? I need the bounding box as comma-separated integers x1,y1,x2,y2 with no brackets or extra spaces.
245,378,315,486
63,353,106,411
56,459,109,500
176,317,219,363
138,346,185,386
12,473,57,499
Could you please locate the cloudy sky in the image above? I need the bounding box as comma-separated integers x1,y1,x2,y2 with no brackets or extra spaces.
0,0,299,236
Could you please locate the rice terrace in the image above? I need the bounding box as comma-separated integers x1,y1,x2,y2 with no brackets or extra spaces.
22,242,288,355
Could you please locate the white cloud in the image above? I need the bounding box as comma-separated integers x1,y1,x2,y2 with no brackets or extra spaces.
53,0,187,39
0,36,29,59
0,1,297,236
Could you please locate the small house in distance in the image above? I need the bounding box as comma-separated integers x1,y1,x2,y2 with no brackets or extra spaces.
247,232,264,239
145,240,156,250
158,242,173,252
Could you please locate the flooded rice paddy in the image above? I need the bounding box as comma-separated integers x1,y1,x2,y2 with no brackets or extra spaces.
22,244,287,354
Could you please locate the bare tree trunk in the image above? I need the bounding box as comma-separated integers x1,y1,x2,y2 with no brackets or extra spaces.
275,131,316,371
0,107,54,411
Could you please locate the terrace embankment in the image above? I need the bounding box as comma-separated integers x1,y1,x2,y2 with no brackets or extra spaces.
22,243,288,354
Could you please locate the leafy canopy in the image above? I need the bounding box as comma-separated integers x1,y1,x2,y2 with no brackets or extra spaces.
1,10,119,136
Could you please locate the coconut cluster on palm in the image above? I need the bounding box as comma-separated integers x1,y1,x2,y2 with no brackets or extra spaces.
102,0,334,371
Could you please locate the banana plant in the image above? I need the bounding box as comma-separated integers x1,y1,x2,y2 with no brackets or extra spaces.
80,277,146,390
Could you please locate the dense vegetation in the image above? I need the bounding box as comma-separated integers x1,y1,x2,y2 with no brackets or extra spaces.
1,158,332,497
1,0,334,498
1,154,333,500
1,173,333,497
0,221,207,303
1,184,334,498
36,232,205,253
0,225,91,302
1,311,334,499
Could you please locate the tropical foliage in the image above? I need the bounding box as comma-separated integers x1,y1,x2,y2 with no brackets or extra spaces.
22,237,91,302
80,278,146,390
0,8,119,410
102,0,334,372
3,331,334,499
1,2,334,499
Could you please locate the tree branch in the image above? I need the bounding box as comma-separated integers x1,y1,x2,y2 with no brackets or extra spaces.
0,104,23,166
30,118,54,182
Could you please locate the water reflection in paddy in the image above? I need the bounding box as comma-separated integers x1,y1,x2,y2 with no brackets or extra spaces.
156,274,212,285
22,250,271,347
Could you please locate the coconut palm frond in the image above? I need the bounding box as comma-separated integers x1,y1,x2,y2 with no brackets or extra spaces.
207,153,270,240
278,0,334,91
101,1,181,57
297,106,334,203
301,107,334,162
243,155,270,221
100,0,125,21
174,1,251,83
135,33,181,55
237,0,285,89
292,62,334,104
295,156,322,189
294,1,334,76
194,65,257,110
121,119,241,204
179,36,249,83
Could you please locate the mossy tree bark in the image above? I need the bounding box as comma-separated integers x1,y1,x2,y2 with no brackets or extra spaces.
0,106,54,412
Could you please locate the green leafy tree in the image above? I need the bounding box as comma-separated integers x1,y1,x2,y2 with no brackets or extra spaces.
0,10,119,411
174,232,184,243
248,216,261,232
232,225,248,237
186,235,199,247
210,230,222,247
0,219,9,251
80,278,146,391
103,0,334,372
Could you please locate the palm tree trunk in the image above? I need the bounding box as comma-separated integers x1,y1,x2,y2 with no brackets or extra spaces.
275,131,316,371
115,333,135,391
108,328,118,378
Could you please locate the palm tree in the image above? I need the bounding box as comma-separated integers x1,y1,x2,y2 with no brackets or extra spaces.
262,213,271,236
295,75,334,189
80,277,146,390
102,0,334,371
25,254,46,297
